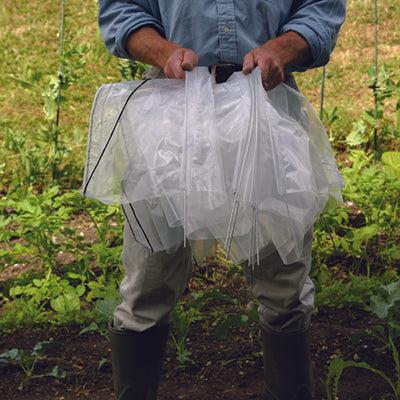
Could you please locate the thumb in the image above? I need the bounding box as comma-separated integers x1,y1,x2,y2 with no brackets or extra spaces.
181,49,198,71
242,52,255,75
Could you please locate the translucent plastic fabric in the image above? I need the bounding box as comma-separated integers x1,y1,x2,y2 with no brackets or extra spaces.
82,67,345,265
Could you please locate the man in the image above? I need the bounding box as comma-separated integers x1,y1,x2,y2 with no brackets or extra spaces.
98,1,346,399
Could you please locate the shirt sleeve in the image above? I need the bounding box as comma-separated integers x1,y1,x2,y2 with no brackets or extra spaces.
98,0,164,59
280,0,346,71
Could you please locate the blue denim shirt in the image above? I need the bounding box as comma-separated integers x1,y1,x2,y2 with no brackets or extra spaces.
98,0,346,71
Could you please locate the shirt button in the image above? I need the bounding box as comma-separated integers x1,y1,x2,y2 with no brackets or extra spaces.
223,26,230,33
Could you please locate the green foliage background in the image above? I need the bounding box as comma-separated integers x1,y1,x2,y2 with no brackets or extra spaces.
0,1,400,396
0,0,399,343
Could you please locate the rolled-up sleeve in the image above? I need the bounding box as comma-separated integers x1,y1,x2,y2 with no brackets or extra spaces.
98,0,164,59
280,0,346,71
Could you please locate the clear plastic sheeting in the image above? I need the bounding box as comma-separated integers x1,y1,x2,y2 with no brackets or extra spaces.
82,67,345,266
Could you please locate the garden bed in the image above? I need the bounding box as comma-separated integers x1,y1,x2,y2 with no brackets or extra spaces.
0,262,393,400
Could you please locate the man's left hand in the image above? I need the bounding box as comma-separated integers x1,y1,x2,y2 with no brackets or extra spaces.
242,31,312,91
242,45,284,91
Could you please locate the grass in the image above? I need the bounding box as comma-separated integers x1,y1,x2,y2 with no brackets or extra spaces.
0,1,118,157
296,0,400,132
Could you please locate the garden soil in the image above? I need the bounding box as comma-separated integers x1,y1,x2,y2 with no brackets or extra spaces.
0,258,393,400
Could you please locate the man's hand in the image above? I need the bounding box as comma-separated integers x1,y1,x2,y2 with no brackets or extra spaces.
242,31,312,90
126,26,198,79
164,47,198,79
243,46,284,91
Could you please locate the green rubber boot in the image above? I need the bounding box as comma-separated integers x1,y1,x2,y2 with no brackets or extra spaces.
109,321,169,400
262,328,314,400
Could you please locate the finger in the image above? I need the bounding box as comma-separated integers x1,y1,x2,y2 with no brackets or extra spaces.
181,50,198,71
255,55,272,82
165,54,186,79
258,60,284,90
263,70,284,90
242,52,256,75
263,79,280,91
165,64,185,79
172,62,186,79
165,49,198,78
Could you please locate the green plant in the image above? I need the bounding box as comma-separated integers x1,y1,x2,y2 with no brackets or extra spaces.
4,272,88,332
321,106,346,144
78,296,122,370
0,185,126,333
11,275,85,313
214,300,261,348
0,186,86,277
170,289,237,364
318,352,390,400
383,151,400,178
80,297,122,339
346,64,400,155
314,274,394,310
4,30,90,191
359,280,400,398
86,279,121,304
327,280,400,399
0,188,123,276
0,298,51,334
118,59,150,81
319,354,355,400
311,206,349,286
0,340,66,391
317,150,400,275
170,304,199,364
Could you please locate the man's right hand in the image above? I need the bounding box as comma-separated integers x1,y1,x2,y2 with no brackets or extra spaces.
126,27,198,79
163,47,198,79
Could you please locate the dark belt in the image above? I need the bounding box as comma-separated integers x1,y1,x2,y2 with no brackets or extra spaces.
209,63,243,84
